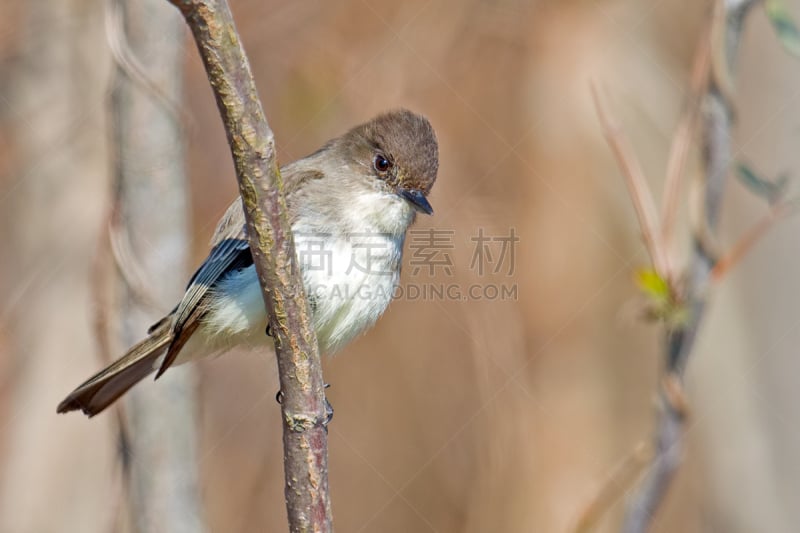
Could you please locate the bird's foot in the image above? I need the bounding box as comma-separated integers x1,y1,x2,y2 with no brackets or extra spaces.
274,383,333,428
323,383,334,426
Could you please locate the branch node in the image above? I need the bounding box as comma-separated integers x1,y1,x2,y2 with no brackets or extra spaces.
661,374,691,420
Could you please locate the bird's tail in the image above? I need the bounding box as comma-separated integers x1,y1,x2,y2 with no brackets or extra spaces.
57,318,173,417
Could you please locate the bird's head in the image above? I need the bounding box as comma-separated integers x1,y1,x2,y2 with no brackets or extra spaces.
339,109,439,216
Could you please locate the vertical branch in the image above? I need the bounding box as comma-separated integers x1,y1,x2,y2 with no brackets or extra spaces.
166,1,333,531
622,1,760,531
109,0,205,531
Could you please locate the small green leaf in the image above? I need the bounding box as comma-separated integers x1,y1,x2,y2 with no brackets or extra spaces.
766,0,800,58
634,268,689,328
736,162,789,205
634,268,670,302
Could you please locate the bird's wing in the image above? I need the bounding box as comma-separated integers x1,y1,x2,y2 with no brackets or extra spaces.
156,198,250,376
174,197,249,330
157,166,325,376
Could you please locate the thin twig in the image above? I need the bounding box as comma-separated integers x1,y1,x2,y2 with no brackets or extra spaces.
165,1,332,531
622,1,762,531
660,16,713,251
88,206,135,533
107,210,161,311
572,443,652,533
89,209,115,367
591,84,671,279
104,0,187,133
710,200,798,281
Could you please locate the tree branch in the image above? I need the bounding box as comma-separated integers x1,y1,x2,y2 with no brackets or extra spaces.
166,0,333,531
109,0,205,530
622,1,761,531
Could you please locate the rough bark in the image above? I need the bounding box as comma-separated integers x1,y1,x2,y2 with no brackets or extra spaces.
166,0,333,531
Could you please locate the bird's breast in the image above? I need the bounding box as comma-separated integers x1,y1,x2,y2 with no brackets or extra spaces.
201,227,405,356
294,229,404,354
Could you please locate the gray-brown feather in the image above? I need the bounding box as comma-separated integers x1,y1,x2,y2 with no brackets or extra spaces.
56,319,173,416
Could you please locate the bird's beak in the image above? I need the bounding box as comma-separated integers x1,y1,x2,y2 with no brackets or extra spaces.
398,188,433,215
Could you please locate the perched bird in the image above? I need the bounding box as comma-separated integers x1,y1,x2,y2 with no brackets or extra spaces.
58,109,438,417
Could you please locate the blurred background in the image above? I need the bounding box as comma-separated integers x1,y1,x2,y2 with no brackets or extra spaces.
1,0,799,531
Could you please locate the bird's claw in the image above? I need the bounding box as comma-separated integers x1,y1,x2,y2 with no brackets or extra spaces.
323,384,334,427
274,384,333,427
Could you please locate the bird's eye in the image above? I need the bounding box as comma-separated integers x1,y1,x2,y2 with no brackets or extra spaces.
373,154,392,173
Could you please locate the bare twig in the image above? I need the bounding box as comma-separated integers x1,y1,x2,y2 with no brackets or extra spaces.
88,206,135,533
107,212,161,311
89,209,115,367
104,0,186,132
622,1,762,531
591,85,671,280
166,1,332,531
572,443,652,533
660,18,713,251
710,200,798,281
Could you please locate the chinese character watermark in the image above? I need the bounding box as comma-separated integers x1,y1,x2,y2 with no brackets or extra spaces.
408,228,455,275
469,228,518,276
347,233,394,275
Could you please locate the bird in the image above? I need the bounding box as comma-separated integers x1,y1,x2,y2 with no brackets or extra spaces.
57,109,439,417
